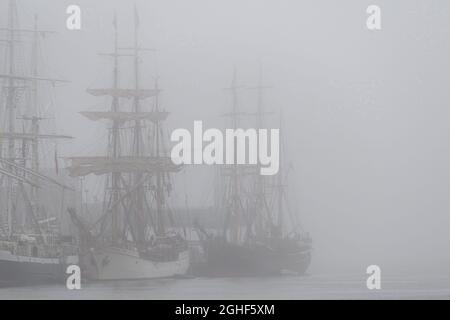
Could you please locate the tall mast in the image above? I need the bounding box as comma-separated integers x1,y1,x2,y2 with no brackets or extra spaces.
249,65,274,238
231,69,239,242
68,7,179,245
132,6,146,242
29,15,40,216
5,0,17,236
154,78,165,235
132,6,142,156
110,13,120,243
1,2,71,237
223,68,241,242
276,110,284,234
7,0,16,161
254,66,265,238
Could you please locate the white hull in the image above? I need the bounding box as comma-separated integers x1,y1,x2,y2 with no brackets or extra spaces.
82,246,190,280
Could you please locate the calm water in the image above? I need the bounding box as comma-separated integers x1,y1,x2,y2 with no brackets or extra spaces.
1,274,449,300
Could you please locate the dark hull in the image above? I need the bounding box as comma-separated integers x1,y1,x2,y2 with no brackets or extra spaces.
279,249,311,275
0,256,64,287
268,238,312,275
191,239,312,277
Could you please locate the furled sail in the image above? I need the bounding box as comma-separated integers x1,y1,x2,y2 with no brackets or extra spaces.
87,88,160,99
0,73,67,83
66,156,181,177
79,111,169,123
0,132,73,141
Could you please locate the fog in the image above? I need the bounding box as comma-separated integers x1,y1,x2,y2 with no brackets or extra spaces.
2,0,450,276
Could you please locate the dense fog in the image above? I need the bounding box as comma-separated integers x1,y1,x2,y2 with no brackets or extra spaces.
2,0,450,277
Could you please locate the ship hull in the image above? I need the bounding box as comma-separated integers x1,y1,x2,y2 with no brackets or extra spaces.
279,249,312,275
268,238,312,275
81,246,190,280
192,241,282,277
192,239,312,277
0,249,64,287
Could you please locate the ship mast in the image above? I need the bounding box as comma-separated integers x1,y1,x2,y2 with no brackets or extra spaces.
222,68,243,243
1,0,72,239
67,8,181,247
110,13,120,244
24,15,48,222
231,69,240,242
6,0,16,163
247,65,277,239
5,0,17,236
153,78,165,236
253,66,266,238
276,110,284,236
251,71,288,238
131,7,146,243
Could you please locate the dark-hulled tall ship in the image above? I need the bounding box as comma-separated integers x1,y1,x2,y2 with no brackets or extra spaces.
193,68,312,277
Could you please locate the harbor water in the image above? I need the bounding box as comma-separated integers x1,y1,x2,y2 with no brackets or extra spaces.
1,274,449,300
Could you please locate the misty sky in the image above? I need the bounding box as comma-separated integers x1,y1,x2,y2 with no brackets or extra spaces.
2,0,450,276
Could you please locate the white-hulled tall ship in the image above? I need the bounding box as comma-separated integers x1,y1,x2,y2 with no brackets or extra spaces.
0,0,77,286
67,10,189,281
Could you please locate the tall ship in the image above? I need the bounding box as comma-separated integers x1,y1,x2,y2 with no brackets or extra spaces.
67,11,189,280
0,0,77,286
194,69,312,276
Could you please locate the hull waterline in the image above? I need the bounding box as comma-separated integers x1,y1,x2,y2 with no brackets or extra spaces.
0,249,77,287
81,246,190,280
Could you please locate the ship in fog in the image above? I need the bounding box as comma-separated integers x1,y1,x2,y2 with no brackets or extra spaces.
193,69,312,277
0,0,77,286
1,0,311,285
66,10,189,281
